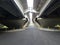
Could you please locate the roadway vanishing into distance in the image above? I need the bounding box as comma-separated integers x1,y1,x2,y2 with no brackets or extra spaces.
0,25,60,45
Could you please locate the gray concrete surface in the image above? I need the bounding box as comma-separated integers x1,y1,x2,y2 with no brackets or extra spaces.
0,26,60,45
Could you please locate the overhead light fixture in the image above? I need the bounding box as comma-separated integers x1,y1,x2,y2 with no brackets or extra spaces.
14,0,24,14
36,0,51,18
27,0,34,8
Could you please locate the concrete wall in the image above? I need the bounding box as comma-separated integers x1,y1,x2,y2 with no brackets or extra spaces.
36,18,60,28
0,19,28,29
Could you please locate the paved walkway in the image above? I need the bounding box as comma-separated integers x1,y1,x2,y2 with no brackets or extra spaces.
0,25,60,45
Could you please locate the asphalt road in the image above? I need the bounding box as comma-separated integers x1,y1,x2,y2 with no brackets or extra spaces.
0,26,60,45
